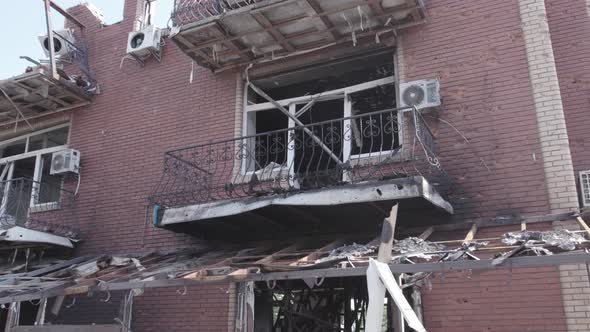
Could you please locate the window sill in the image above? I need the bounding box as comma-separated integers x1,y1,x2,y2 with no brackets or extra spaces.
29,202,61,213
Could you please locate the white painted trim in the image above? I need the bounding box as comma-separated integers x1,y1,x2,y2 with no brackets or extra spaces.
30,155,43,207
0,123,69,149
0,145,66,165
366,259,426,332
245,76,395,112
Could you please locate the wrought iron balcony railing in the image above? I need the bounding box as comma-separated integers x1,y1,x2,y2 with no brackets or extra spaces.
151,107,441,208
0,178,78,238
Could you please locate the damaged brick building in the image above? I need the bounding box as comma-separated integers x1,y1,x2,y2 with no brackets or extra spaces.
0,0,590,331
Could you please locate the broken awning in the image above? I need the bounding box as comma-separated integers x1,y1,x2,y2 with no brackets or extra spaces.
1,214,590,304
170,0,427,71
0,226,74,249
0,68,91,127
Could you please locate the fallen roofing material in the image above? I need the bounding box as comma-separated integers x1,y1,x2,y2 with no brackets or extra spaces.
0,226,74,248
1,216,590,304
0,68,91,127
501,229,584,251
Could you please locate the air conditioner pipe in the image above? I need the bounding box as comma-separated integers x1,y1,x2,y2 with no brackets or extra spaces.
133,0,146,31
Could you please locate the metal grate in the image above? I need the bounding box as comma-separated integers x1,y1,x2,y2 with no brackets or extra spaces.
581,171,590,207
150,107,444,208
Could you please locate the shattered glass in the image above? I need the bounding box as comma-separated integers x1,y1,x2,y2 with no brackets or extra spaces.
501,229,584,251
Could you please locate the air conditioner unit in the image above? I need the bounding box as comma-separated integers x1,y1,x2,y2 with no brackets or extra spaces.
581,171,590,207
38,29,76,58
399,79,441,110
50,149,80,175
127,25,161,57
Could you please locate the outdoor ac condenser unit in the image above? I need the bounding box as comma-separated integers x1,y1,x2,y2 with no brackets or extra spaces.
399,79,441,110
50,149,80,175
38,29,76,58
127,25,161,57
580,171,590,207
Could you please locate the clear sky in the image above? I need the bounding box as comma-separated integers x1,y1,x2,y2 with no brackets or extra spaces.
0,0,174,78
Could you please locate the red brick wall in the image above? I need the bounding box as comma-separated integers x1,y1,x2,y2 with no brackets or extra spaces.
24,0,571,330
422,266,568,332
133,285,231,332
546,0,590,202
400,0,550,220
63,2,239,255
424,223,567,332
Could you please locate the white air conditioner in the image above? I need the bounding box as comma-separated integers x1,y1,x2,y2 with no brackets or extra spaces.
50,149,80,175
127,25,161,57
38,29,76,58
399,79,441,110
580,171,590,207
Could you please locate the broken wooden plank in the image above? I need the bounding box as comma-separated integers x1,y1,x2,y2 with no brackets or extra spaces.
418,226,434,240
377,204,398,262
463,223,478,243
367,204,398,332
576,217,590,239
367,259,426,332
289,238,348,265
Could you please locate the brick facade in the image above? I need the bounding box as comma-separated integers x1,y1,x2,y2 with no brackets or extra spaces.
2,0,587,330
517,0,578,213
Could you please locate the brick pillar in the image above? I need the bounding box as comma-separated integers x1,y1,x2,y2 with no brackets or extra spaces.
518,0,578,214
518,1,584,331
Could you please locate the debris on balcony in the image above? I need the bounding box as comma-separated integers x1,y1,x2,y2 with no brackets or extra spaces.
0,178,79,249
501,229,585,251
392,237,446,255
170,0,428,71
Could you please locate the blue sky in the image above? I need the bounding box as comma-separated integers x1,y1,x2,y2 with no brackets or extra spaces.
0,0,174,78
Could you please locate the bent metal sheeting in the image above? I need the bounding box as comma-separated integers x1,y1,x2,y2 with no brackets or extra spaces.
1,215,590,304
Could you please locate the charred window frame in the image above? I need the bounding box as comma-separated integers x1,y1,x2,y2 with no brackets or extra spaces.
242,52,401,182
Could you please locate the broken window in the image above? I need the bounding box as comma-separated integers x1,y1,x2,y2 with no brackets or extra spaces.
243,51,400,189
0,124,70,223
249,277,416,331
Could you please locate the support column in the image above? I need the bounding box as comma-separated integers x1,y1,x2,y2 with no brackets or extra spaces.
518,2,583,331
518,0,578,214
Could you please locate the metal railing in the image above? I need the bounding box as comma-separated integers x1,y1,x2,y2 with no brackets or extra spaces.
0,178,77,238
172,0,265,25
151,107,441,208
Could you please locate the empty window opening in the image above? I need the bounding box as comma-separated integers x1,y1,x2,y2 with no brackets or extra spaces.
249,52,394,102
0,125,70,224
243,51,399,190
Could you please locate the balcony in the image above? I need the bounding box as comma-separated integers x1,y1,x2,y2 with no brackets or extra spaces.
150,106,452,237
0,178,78,249
170,0,427,71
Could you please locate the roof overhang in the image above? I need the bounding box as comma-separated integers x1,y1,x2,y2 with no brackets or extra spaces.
0,226,74,249
161,177,453,235
171,0,427,72
0,69,91,127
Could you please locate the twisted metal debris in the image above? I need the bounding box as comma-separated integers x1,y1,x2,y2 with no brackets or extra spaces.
172,0,265,26
502,229,585,251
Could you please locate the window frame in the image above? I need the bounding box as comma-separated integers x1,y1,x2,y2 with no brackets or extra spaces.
242,76,402,182
0,124,70,211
